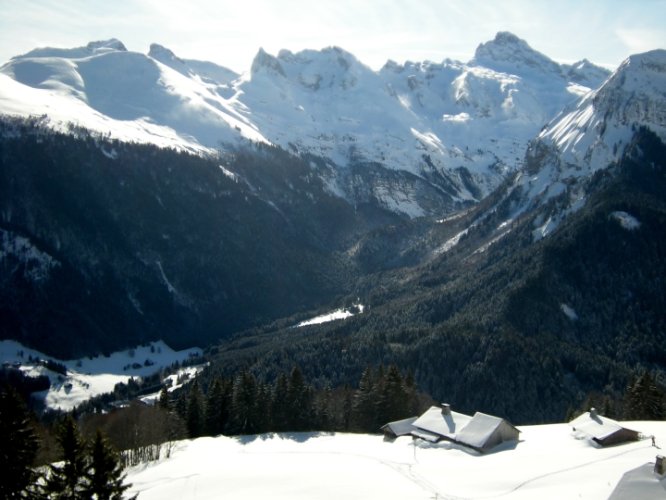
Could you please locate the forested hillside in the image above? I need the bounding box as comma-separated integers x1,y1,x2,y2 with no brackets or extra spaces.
212,128,666,423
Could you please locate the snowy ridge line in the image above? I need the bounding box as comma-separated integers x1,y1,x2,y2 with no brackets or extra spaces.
0,33,616,216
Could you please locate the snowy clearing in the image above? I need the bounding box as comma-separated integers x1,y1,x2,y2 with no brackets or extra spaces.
611,211,641,231
295,304,365,327
0,339,202,411
126,421,666,500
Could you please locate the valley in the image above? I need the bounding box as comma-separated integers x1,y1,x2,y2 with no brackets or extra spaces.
1,34,665,425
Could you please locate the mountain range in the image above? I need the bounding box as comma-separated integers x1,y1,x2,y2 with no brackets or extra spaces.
1,33,665,421
0,33,612,217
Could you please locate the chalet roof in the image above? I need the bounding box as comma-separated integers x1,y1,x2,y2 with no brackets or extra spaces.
381,416,417,437
412,405,473,440
569,410,638,441
456,412,514,449
608,463,666,499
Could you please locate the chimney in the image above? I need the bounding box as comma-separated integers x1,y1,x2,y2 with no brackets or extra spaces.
590,407,598,417
441,403,451,416
655,455,665,476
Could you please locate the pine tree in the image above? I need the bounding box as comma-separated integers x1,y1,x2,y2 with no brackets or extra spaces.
205,378,229,436
186,380,205,438
0,386,41,499
352,367,378,432
44,416,90,499
87,430,136,500
230,371,258,434
271,373,289,432
286,366,312,431
380,365,409,423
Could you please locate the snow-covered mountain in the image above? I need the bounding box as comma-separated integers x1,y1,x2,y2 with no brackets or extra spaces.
505,49,666,239
0,33,611,217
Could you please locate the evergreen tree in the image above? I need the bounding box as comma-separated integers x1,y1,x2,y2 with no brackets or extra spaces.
404,370,420,416
205,378,230,436
254,383,271,433
286,366,312,431
87,430,136,500
44,416,90,500
271,373,289,432
0,386,41,499
186,380,205,438
352,367,378,432
230,371,258,434
380,365,409,423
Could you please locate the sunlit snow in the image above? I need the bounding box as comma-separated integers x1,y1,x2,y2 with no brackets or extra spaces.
295,304,365,327
125,422,666,500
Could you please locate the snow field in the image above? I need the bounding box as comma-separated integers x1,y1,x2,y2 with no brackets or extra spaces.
126,422,666,500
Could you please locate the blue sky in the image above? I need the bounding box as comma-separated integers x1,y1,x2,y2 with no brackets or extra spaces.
1,0,665,72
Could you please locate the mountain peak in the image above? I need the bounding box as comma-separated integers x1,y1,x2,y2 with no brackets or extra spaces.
472,31,562,76
251,48,285,76
86,38,127,53
148,43,184,65
563,58,611,87
592,49,666,135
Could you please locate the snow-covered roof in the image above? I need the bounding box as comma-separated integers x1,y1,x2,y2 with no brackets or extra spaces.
381,416,417,437
569,410,637,441
608,462,666,499
456,412,508,449
412,406,473,440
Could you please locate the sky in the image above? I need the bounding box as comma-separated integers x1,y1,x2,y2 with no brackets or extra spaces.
1,0,665,73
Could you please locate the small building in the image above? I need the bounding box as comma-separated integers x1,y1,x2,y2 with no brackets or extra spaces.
406,403,520,453
569,408,640,447
381,416,418,441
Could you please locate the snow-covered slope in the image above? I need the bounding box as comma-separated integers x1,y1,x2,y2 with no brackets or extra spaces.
0,34,612,216
0,339,203,411
0,39,266,153
125,423,666,499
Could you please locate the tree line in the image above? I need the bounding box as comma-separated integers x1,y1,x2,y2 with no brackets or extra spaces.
170,364,430,438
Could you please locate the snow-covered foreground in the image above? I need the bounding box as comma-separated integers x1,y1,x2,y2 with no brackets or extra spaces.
0,339,203,411
127,422,666,499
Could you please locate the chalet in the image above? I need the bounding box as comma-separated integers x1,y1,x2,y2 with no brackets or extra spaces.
569,408,640,447
384,403,520,453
